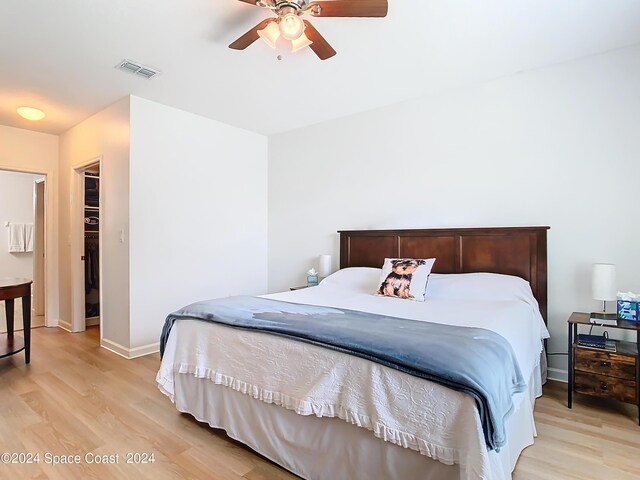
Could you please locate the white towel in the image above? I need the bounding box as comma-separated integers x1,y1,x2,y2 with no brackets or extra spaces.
24,223,34,252
8,223,25,252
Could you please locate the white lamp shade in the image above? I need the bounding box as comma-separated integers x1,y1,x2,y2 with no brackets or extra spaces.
279,13,304,41
592,263,617,301
257,21,280,49
291,32,313,53
319,255,332,278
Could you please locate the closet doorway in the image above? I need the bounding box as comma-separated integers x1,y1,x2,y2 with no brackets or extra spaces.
70,158,102,336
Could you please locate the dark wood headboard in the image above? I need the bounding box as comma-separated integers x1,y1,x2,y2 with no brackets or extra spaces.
338,226,549,322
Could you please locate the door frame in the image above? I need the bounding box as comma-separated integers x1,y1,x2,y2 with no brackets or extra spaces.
0,165,56,327
70,156,103,333
33,178,46,316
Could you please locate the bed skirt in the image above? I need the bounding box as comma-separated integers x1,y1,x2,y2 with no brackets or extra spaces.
170,366,541,480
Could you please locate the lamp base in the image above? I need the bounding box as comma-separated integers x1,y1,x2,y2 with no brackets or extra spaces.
590,311,618,325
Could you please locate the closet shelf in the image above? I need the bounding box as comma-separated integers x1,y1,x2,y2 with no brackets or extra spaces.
84,206,99,210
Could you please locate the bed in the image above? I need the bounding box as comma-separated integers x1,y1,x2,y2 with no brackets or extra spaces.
157,226,550,480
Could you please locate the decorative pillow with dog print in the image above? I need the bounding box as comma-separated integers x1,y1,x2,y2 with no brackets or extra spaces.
376,258,436,302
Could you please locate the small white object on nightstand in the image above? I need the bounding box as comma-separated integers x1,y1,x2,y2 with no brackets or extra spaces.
591,263,617,323
319,254,332,279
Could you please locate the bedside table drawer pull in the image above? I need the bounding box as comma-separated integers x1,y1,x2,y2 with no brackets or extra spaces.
600,361,610,367
600,382,608,391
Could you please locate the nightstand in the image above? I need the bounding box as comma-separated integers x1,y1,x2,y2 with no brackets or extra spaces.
290,286,309,291
568,312,639,424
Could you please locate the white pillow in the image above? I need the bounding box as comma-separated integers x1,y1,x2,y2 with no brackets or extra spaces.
426,272,538,307
320,267,381,289
376,258,436,302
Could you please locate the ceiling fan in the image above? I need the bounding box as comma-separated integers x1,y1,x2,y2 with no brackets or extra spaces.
229,0,388,60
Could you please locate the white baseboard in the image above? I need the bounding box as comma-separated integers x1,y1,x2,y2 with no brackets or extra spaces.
129,342,160,358
46,317,60,328
57,319,72,332
100,338,131,358
100,338,159,359
547,367,568,383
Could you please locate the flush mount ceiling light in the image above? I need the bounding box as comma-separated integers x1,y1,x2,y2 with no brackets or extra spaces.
229,0,388,60
16,106,46,121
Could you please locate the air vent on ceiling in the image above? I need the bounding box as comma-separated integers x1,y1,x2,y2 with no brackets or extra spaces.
116,59,161,79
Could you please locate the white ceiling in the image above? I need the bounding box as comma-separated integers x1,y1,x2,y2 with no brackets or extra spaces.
1,0,640,136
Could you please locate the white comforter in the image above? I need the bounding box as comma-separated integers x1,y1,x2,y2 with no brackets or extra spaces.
157,269,550,479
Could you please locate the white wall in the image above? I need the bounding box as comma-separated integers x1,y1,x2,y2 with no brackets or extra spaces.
0,124,59,325
58,97,131,349
268,45,640,379
128,96,268,351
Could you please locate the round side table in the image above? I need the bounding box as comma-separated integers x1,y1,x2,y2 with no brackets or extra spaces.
0,278,32,364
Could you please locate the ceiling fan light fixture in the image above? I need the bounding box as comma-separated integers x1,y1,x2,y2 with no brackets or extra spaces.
279,12,304,40
228,0,388,60
290,32,313,52
257,21,280,49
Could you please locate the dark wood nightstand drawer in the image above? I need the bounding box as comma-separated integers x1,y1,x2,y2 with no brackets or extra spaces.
574,348,636,380
574,371,636,404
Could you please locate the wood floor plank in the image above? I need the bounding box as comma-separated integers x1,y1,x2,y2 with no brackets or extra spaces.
0,327,637,479
245,462,302,480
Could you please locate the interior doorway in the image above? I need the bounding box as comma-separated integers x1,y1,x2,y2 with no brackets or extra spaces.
70,158,102,337
0,169,46,332
83,165,100,328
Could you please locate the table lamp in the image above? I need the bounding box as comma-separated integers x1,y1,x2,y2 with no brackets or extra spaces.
319,255,332,280
590,263,617,323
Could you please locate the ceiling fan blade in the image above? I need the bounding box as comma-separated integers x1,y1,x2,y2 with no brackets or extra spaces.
303,20,336,60
229,19,273,50
307,0,388,18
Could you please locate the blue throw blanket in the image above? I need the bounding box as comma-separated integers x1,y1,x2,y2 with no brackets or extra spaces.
160,296,526,451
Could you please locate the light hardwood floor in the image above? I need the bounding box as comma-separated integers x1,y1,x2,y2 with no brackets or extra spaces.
0,327,638,480
0,313,46,333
